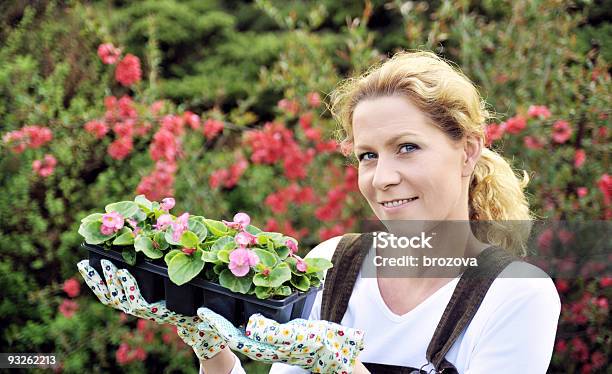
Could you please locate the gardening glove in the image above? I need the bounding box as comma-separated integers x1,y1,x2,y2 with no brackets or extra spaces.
197,307,365,373
77,259,226,360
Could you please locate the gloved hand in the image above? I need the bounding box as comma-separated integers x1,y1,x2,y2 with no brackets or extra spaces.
77,259,226,360
197,307,365,373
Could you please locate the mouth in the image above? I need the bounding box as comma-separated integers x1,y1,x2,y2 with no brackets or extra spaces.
379,197,418,210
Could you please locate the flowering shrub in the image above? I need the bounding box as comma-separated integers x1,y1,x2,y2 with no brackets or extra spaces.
78,195,331,298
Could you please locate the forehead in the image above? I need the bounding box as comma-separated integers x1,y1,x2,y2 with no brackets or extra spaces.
352,95,436,147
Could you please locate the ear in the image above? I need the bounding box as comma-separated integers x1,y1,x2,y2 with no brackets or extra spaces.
461,135,483,177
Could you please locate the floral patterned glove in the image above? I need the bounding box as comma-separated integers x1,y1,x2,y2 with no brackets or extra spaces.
77,259,226,360
197,307,365,373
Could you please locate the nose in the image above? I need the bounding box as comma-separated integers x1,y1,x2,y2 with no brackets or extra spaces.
371,155,402,191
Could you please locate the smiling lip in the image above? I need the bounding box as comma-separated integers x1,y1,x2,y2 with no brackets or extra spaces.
379,197,418,210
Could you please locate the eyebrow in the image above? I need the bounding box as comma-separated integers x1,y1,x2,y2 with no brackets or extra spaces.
353,131,420,152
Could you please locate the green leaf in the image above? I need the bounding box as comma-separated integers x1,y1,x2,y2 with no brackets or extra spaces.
165,227,181,246
81,213,103,223
310,277,321,288
134,195,153,212
135,235,163,259
211,236,236,252
275,245,290,259
217,249,230,263
105,201,139,218
213,263,226,275
304,258,333,274
133,209,147,222
168,253,205,285
78,221,112,244
219,269,253,294
244,224,263,235
180,230,200,248
165,249,182,266
275,286,292,297
254,286,273,299
285,257,300,275
253,249,277,267
153,231,169,251
122,249,137,265
203,219,229,236
201,250,220,263
113,229,134,245
188,217,208,241
290,275,311,291
253,263,291,288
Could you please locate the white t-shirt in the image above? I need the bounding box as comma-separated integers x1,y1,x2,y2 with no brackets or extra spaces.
202,237,561,374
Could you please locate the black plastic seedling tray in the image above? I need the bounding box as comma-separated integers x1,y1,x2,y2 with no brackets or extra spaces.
83,243,321,326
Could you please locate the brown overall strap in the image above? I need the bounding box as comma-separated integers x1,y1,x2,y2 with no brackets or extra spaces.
321,232,373,324
321,232,517,374
426,245,517,372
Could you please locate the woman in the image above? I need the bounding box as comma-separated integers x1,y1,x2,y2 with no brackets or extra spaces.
79,50,561,373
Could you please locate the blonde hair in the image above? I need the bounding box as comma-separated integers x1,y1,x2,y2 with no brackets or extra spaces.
328,50,533,256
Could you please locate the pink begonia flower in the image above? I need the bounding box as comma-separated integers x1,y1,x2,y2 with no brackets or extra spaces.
100,224,115,236
101,211,124,232
527,105,552,119
285,239,298,254
127,219,142,236
154,214,173,230
171,213,190,242
228,248,259,277
160,197,175,211
97,43,122,65
235,230,257,247
222,212,251,230
296,257,308,272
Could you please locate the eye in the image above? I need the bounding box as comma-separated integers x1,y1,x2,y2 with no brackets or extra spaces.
357,152,376,162
399,143,419,153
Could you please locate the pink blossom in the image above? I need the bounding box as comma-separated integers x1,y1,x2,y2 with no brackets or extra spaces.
523,136,544,150
222,212,251,230
527,105,552,119
102,211,124,233
32,154,57,177
577,187,588,198
100,224,115,235
286,239,298,254
484,123,505,146
183,111,201,130
161,197,175,211
296,257,308,272
299,112,313,129
97,43,122,65
597,174,611,206
58,299,79,318
63,278,81,298
150,100,165,116
277,99,300,115
203,119,224,140
171,213,190,242
228,248,259,277
574,149,586,168
115,54,142,87
552,120,572,144
504,115,526,135
154,214,174,230
84,120,108,139
235,230,257,247
107,137,133,160
209,168,230,189
307,92,321,108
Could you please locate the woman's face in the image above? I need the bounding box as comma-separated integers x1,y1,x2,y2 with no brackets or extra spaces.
352,95,482,223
